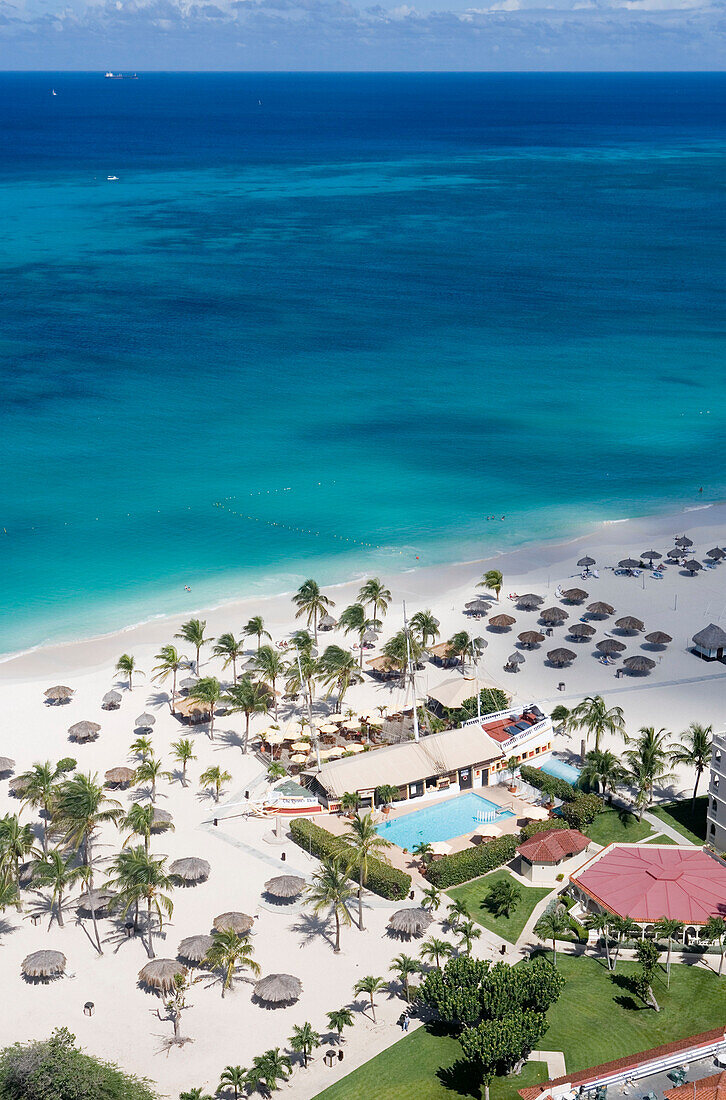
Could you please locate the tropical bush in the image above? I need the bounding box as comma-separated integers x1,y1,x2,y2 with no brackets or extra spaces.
560,793,604,829
519,818,570,841
289,818,411,900
425,834,518,888
0,1028,158,1100
443,688,510,726
519,765,578,803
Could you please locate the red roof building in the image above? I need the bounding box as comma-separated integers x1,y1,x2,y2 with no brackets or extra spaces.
571,844,726,926
518,828,590,865
665,1071,726,1100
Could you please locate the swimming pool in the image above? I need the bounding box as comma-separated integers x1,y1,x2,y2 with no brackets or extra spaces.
375,792,514,849
538,756,581,785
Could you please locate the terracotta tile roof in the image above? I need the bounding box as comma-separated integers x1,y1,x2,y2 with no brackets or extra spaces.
517,828,589,864
665,1071,726,1100
518,1027,726,1100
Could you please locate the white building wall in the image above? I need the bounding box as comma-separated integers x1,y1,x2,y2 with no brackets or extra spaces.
707,731,726,853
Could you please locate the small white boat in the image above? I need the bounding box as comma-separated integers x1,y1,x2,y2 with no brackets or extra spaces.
107,175,119,181
52,89,57,96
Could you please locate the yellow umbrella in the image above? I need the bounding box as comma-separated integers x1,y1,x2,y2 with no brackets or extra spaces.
345,743,366,754
263,730,285,745
319,747,343,760
281,730,299,741
318,723,339,735
343,720,362,730
291,740,311,752
290,753,308,764
326,713,347,723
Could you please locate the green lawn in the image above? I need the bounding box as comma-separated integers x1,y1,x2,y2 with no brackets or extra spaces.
585,808,653,846
649,797,707,844
447,871,552,943
312,1027,548,1100
313,956,726,1100
645,834,678,845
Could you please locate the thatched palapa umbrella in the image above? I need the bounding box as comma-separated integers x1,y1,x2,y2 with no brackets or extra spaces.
615,616,644,634
667,548,683,560
264,875,306,900
178,935,214,964
641,549,662,562
170,858,210,885
518,630,544,648
508,651,525,665
707,547,726,561
254,973,302,1004
102,690,122,710
22,950,66,981
577,556,596,567
464,598,489,617
77,889,114,915
8,776,28,798
623,655,656,674
488,614,516,631
44,685,74,704
683,559,703,574
540,607,568,625
586,602,615,618
68,720,101,743
105,766,135,788
516,594,544,610
560,588,588,603
618,558,641,570
0,757,15,775
135,712,156,729
675,535,693,548
645,631,672,647
547,648,576,667
568,623,595,640
389,908,432,938
150,807,173,833
138,959,187,994
213,911,254,934
318,614,336,631
596,639,626,655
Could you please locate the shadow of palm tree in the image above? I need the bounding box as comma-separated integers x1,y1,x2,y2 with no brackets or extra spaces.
217,728,245,751
290,910,336,949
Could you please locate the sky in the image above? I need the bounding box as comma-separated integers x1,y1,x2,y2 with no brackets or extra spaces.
1,0,725,75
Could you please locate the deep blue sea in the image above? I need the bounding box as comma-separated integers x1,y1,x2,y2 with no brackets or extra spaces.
2,72,726,655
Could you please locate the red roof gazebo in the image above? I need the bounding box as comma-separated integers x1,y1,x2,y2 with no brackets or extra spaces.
517,828,590,865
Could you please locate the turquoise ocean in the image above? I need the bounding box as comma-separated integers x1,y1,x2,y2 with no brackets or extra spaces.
2,72,726,655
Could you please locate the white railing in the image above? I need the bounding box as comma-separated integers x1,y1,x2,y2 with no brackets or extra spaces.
579,1037,726,1095
475,808,496,824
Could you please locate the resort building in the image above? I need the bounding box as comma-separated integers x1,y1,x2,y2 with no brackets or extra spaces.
308,703,553,808
707,731,726,851
519,1027,726,1100
692,623,726,662
516,828,592,884
569,843,726,941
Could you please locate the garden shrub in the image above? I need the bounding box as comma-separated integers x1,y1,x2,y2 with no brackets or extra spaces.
519,818,570,841
425,834,518,888
289,817,411,900
519,765,577,803
560,793,604,829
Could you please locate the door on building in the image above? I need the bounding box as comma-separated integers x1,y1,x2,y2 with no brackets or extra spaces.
459,767,472,790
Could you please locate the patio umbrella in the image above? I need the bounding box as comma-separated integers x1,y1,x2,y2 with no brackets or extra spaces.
178,935,214,964
623,655,656,674
675,536,693,548
170,857,210,885
213,911,254,934
508,651,525,664
489,614,516,629
586,601,615,618
361,629,378,644
345,744,366,754
254,973,302,1004
707,547,726,560
465,598,489,614
291,740,311,752
615,616,644,633
518,630,544,647
68,720,101,743
138,959,187,994
150,807,173,833
516,594,544,610
318,723,339,735
388,908,433,938
577,556,596,567
264,874,306,899
179,677,199,690
326,713,347,723
618,558,641,569
596,639,626,655
641,550,662,562
22,950,66,981
44,685,74,703
263,730,285,746
104,766,135,787
135,713,156,729
547,648,576,666
318,614,337,630
667,548,683,559
560,588,588,603
8,777,28,797
0,757,15,775
568,623,596,639
281,730,299,742
290,753,308,764
76,889,114,916
645,631,672,646
540,607,568,624
102,690,121,709
683,559,703,573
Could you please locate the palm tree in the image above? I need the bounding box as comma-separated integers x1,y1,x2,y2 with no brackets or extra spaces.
225,677,272,754
175,618,209,672
421,885,441,912
420,936,454,969
339,792,361,815
284,651,319,710
170,738,196,787
0,813,37,893
580,750,626,797
457,919,482,954
669,722,713,810
342,812,392,931
318,645,363,709
108,845,174,958
533,905,569,966
584,911,614,970
304,856,354,953
218,1065,247,1099
382,629,424,680
338,604,379,667
654,916,685,987
122,801,156,856
130,735,154,762
267,762,287,781
550,705,572,733
136,757,164,802
625,726,674,811
0,878,20,921
412,841,434,869
289,1021,322,1068
33,847,84,928
247,1049,292,1095
254,646,285,718
702,915,726,976
358,578,391,624
447,630,478,673
199,765,232,803
410,610,440,649
212,633,244,684
243,616,271,652
152,644,186,711
446,898,469,930
326,1006,354,1044
478,569,503,601
570,695,626,752
188,676,224,740
610,914,637,969
204,928,260,997
390,953,420,1001
180,1089,213,1100
115,653,142,690
289,628,315,655
293,579,335,643
19,760,61,854
353,975,387,1023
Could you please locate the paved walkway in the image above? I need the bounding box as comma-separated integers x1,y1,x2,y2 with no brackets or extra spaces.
530,1050,567,1078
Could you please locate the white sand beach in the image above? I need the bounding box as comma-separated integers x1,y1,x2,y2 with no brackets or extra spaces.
0,502,725,1099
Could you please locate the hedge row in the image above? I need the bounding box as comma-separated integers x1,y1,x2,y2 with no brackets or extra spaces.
560,793,604,829
519,818,571,841
519,765,578,803
289,817,411,900
425,834,518,889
